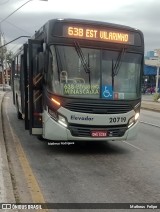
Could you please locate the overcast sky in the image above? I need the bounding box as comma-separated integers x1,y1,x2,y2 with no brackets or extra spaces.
0,0,160,54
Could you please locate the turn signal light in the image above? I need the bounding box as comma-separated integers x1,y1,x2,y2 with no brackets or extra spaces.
51,98,61,106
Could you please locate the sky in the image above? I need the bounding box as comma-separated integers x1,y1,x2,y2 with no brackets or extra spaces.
0,0,160,54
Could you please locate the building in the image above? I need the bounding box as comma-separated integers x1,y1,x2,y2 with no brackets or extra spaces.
144,50,160,92
4,68,11,84
146,50,155,59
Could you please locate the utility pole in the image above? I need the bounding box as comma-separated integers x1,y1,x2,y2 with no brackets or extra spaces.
0,32,5,90
3,38,9,85
155,49,160,93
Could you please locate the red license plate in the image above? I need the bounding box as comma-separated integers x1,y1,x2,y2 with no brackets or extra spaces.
91,130,107,137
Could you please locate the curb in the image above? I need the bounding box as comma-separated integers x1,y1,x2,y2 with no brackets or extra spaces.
141,101,160,112
0,91,16,204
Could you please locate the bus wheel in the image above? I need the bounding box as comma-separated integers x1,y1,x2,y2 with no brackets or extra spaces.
17,110,22,119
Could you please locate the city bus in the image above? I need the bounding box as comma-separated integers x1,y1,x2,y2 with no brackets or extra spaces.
12,19,144,141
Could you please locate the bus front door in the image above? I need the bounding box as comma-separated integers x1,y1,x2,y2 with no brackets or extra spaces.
28,39,43,135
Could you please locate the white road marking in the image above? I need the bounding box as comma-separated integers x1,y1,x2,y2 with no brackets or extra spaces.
140,121,160,128
122,140,145,152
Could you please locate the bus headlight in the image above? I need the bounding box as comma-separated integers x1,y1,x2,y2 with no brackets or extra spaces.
135,112,140,121
48,107,68,128
128,112,140,128
58,115,68,128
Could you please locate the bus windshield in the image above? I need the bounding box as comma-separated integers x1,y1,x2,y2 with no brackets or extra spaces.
47,45,142,100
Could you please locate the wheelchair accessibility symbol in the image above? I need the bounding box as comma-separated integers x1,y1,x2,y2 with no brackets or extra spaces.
102,85,113,99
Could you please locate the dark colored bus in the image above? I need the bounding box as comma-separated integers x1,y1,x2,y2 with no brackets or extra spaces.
12,19,144,141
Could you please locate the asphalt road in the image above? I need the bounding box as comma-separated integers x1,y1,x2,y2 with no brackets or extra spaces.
3,92,160,212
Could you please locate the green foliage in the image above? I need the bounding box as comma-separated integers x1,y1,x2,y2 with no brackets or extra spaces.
153,93,160,102
0,46,7,62
0,49,13,68
6,50,14,68
0,46,7,54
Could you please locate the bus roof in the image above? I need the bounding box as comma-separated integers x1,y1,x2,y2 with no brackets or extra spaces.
46,18,141,32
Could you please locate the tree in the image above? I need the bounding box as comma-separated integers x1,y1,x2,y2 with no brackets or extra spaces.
0,35,14,86
0,34,13,68
0,44,7,66
6,50,14,68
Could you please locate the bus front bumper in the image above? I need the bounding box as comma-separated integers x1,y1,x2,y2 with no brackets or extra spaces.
42,111,139,141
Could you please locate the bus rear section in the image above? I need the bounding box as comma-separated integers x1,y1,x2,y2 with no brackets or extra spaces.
12,19,144,142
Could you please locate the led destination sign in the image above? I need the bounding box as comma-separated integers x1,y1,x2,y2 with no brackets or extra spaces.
63,25,135,44
63,83,99,95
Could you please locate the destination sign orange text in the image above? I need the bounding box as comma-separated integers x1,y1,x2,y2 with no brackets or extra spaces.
63,26,134,44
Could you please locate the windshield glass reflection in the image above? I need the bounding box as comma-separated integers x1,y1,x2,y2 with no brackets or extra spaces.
47,45,142,100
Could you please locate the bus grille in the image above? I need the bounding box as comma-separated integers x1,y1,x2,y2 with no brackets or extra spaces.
69,124,128,137
65,102,132,114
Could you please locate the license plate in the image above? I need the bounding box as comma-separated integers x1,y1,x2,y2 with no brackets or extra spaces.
91,130,107,137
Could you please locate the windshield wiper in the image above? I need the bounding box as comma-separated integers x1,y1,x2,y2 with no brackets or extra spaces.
111,47,126,90
74,41,91,89
112,47,126,77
